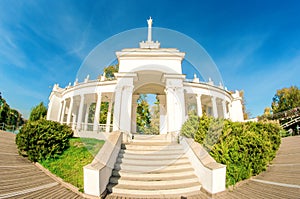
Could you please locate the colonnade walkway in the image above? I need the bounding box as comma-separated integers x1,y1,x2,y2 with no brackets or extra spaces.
0,130,299,198
0,131,83,199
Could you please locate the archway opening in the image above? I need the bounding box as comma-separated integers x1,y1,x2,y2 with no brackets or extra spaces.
132,83,165,135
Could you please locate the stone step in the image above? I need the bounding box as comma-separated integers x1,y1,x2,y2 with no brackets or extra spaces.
111,170,196,181
114,163,193,173
107,138,201,198
109,176,199,186
116,156,189,166
123,144,183,151
107,183,201,196
118,152,185,160
130,140,170,144
132,134,167,140
119,148,184,155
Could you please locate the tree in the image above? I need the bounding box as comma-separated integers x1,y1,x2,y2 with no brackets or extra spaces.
7,109,24,127
136,94,151,133
271,86,300,114
29,102,47,121
146,99,160,135
103,64,119,79
239,90,250,120
263,107,272,116
0,98,9,124
0,93,24,128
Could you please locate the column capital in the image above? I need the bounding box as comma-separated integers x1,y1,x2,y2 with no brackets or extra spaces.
196,93,202,98
211,95,216,101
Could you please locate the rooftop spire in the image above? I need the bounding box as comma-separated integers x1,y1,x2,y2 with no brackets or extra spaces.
147,17,153,42
139,17,160,49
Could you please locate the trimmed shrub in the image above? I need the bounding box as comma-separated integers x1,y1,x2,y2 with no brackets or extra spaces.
180,113,199,139
181,116,282,186
16,119,73,162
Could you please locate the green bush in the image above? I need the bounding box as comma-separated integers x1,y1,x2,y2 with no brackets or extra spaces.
16,119,73,162
181,116,282,186
180,113,199,139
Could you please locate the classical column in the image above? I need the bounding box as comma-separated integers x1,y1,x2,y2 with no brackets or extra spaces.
72,114,76,130
196,94,203,117
84,102,91,131
222,100,228,119
67,97,74,125
93,92,102,132
46,100,53,120
119,86,134,133
164,75,186,134
76,94,85,130
105,98,113,133
157,95,167,134
58,100,64,123
113,86,122,131
165,86,185,133
131,95,139,134
112,73,136,133
211,96,218,118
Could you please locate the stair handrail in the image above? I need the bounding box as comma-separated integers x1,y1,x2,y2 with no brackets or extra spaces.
83,131,122,197
180,136,226,194
266,107,300,121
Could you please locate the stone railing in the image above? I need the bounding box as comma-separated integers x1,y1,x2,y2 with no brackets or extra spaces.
83,131,122,197
180,137,226,195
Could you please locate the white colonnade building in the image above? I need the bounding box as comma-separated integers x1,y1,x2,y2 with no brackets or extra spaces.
47,18,244,138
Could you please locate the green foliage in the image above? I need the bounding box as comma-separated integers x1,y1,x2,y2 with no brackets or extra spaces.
103,64,119,79
272,86,300,114
181,116,282,186
16,119,73,162
29,102,47,121
136,94,151,133
180,113,199,139
87,102,113,125
40,138,104,191
0,98,9,124
142,100,160,135
0,93,24,128
100,102,109,124
239,90,250,120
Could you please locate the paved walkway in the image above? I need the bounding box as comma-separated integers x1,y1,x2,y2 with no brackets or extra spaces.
0,131,84,199
1,131,299,198
214,135,300,199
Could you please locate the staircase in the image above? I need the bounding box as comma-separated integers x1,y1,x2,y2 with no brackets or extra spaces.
106,135,202,198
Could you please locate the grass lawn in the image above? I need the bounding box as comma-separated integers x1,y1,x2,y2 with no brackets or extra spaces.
40,137,105,191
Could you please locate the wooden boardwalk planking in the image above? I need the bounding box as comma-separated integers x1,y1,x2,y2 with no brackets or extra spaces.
0,131,84,199
1,130,299,199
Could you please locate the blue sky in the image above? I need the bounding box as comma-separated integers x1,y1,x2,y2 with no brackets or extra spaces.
0,0,299,119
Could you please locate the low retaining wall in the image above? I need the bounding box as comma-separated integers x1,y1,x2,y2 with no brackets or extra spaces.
83,131,122,197
180,137,226,194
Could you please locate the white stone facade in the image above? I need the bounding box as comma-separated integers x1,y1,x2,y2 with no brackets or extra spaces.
47,20,244,137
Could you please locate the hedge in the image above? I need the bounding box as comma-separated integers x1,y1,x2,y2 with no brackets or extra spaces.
181,115,282,186
16,119,73,162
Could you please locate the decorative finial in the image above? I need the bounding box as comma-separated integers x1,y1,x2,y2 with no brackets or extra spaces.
139,17,160,49
147,17,153,42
